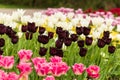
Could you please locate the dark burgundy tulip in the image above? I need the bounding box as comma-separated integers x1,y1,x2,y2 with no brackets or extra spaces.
21,25,28,32
64,38,72,46
103,31,110,38
76,27,84,35
85,37,93,45
50,47,57,56
97,39,106,48
38,35,49,44
39,47,47,56
0,24,6,35
102,37,111,45
25,32,29,40
56,27,63,34
79,47,87,57
70,34,78,42
48,32,54,39
77,40,84,47
39,27,45,34
83,27,90,36
58,30,69,39
11,36,19,44
6,27,16,38
108,46,116,53
56,49,63,57
55,39,63,49
0,49,3,55
0,38,5,47
28,22,37,33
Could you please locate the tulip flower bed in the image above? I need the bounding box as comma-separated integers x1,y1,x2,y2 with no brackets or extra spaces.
0,8,120,80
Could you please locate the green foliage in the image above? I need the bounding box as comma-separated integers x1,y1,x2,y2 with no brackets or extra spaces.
0,0,120,10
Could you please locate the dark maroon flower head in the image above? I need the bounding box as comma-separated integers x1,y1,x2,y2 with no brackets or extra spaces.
39,27,45,34
97,39,106,48
83,27,91,36
11,36,19,44
76,27,84,35
55,39,63,49
21,25,28,32
6,27,16,38
64,38,72,46
56,27,63,34
39,47,47,56
38,35,49,44
0,38,5,47
102,37,111,45
48,32,54,39
28,22,37,33
56,49,63,57
108,46,116,53
50,47,57,56
103,31,110,38
70,34,78,42
25,32,29,40
85,37,93,45
77,40,84,47
79,47,87,57
0,24,6,35
0,48,3,55
58,30,69,39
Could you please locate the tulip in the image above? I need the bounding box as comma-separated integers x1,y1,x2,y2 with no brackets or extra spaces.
70,34,78,42
18,49,33,62
77,40,84,47
72,63,86,75
21,25,28,32
56,49,63,57
11,36,19,44
0,48,3,55
39,27,45,34
38,35,49,44
85,37,93,45
97,39,106,48
86,65,100,79
83,27,91,36
39,47,47,56
28,22,37,33
55,39,63,49
50,56,62,63
56,27,63,34
0,24,6,35
108,46,116,53
76,27,84,35
7,72,19,80
2,56,14,69
48,32,54,39
64,38,72,46
79,48,87,57
0,70,7,79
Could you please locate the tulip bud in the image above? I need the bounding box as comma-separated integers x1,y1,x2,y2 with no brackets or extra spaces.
77,40,84,47
76,27,84,35
39,47,47,56
79,48,87,57
108,46,116,53
38,35,49,44
70,34,78,42
85,37,93,45
55,39,63,49
97,39,105,48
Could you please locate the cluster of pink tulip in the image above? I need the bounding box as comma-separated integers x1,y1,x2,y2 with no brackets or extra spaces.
72,63,100,79
0,49,100,80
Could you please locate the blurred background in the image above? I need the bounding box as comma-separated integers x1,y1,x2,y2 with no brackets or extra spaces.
0,0,120,10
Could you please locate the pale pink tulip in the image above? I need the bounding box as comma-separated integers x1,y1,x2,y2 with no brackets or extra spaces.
86,65,100,79
2,56,14,69
43,76,55,80
72,63,86,75
18,49,33,62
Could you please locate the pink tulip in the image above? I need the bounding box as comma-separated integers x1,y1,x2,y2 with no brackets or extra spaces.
50,62,70,76
0,70,7,80
17,62,32,76
36,63,50,76
50,56,62,63
18,49,33,62
7,72,19,80
32,57,47,70
72,63,86,75
86,65,100,79
0,55,3,67
2,56,14,69
43,76,55,80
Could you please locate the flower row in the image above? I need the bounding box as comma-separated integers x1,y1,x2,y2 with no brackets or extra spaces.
0,49,100,80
